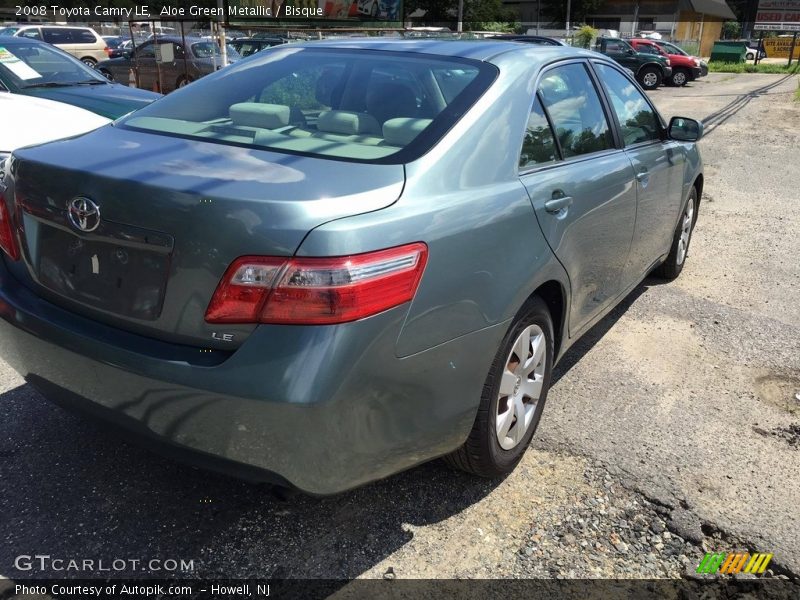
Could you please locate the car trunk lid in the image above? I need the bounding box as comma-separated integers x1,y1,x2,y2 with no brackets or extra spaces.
7,125,405,349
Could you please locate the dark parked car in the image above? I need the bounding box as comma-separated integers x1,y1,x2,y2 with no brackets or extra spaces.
102,35,127,50
0,41,703,494
230,37,286,57
95,36,241,93
0,38,160,119
594,36,672,90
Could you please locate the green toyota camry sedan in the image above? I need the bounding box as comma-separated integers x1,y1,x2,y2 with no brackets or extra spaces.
0,40,703,494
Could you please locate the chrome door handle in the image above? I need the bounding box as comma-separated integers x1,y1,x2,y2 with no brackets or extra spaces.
545,195,573,213
636,170,649,181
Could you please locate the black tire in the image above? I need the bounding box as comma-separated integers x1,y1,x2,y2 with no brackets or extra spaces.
746,52,755,60
99,68,114,81
637,66,662,90
81,57,97,68
670,68,689,86
655,187,699,280
176,75,192,90
444,296,554,478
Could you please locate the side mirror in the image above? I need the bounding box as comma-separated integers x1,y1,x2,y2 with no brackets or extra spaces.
627,48,635,55
668,116,703,142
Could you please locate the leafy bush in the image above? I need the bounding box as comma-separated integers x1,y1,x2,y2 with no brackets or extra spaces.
573,25,598,49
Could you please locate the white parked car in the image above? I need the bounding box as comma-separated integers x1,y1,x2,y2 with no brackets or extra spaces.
0,93,110,174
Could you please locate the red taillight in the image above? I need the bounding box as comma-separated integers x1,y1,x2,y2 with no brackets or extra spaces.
205,243,428,325
0,194,20,261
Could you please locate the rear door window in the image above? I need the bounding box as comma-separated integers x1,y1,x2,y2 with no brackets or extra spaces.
42,28,69,44
519,95,558,169
537,62,614,158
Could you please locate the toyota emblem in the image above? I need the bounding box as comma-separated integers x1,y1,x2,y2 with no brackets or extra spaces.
67,197,101,233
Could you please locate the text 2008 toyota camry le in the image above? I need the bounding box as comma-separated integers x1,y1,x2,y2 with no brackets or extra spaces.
0,41,703,494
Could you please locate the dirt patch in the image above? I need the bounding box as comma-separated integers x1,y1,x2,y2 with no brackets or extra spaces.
755,373,800,416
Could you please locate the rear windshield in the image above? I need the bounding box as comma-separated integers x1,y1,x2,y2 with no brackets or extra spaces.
119,47,496,163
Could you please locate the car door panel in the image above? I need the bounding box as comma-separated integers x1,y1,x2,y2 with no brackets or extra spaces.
522,155,637,335
591,62,686,281
624,142,685,279
520,62,637,336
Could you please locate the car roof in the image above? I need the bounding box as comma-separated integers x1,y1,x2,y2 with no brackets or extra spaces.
287,38,590,63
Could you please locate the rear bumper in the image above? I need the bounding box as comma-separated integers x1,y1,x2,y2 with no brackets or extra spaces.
0,259,505,494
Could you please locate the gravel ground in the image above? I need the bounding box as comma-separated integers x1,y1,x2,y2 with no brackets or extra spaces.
0,73,799,584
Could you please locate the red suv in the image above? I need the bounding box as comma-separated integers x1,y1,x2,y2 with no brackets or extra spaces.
629,38,703,86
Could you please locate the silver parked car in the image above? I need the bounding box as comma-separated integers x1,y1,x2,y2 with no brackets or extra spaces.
0,41,703,494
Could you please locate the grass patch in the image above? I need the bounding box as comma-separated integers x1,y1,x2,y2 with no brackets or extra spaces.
707,61,800,74
795,82,800,102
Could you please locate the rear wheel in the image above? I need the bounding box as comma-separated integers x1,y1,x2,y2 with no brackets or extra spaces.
81,57,97,68
176,75,192,89
444,296,553,478
655,187,698,280
638,66,662,90
670,68,689,86
99,68,113,81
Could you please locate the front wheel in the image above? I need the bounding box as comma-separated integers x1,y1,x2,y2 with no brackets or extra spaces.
444,296,553,478
99,68,113,81
176,75,193,89
670,68,689,86
655,187,698,280
638,66,662,90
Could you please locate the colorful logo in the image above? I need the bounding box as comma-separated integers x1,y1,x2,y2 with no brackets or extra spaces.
696,552,773,575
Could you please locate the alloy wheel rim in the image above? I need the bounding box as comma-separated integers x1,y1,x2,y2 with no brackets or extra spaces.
496,324,546,451
673,72,686,85
676,199,695,265
643,73,658,87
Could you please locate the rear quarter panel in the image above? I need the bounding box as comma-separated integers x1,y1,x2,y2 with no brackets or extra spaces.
298,50,571,358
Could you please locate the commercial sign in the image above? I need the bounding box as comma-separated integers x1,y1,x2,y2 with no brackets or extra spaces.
754,0,800,31
763,36,800,57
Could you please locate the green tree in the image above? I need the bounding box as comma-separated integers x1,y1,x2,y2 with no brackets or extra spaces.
722,20,741,39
